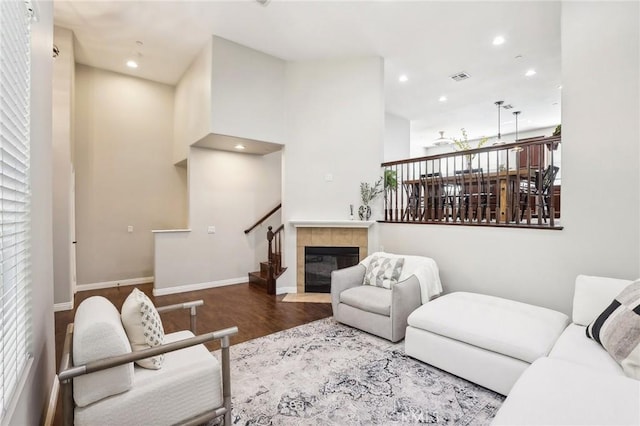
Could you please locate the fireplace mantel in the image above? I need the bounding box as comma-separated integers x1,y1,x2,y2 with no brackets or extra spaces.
290,220,375,228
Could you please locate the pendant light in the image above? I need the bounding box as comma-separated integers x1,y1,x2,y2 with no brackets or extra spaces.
492,100,505,145
513,111,521,141
511,111,524,152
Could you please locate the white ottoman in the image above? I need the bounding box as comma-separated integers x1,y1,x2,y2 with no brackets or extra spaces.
405,292,569,395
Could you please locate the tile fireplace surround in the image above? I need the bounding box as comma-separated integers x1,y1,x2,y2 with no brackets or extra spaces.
291,220,374,293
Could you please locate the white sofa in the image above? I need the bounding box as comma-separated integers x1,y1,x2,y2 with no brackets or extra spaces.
492,275,640,425
405,274,640,425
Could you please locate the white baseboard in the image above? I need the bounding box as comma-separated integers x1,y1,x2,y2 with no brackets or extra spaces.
76,276,154,292
153,276,246,296
276,286,297,295
54,301,74,312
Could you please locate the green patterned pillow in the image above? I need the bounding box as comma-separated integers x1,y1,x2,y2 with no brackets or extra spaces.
363,255,405,289
586,280,640,379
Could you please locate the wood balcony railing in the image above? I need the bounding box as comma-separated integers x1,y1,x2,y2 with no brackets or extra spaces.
381,135,562,229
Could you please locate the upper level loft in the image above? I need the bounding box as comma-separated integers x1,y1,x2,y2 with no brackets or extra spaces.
381,135,562,229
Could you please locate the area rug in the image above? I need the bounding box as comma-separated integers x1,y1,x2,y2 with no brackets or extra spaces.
281,293,331,303
217,318,504,425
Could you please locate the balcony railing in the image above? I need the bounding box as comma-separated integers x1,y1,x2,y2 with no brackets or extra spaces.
381,135,562,229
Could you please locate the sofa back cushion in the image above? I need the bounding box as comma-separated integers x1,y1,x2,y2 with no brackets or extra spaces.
73,296,134,407
572,275,633,326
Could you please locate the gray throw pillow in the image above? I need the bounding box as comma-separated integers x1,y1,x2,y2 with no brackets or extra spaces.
586,280,640,379
363,255,405,289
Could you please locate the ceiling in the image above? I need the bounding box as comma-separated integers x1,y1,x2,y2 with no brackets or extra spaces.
54,0,561,150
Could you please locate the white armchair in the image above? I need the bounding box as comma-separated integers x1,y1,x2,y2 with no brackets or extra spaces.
58,296,237,426
331,253,442,342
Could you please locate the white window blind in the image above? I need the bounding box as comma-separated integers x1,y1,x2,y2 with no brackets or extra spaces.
0,0,33,417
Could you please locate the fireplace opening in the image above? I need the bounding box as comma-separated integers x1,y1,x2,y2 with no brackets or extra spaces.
304,246,359,293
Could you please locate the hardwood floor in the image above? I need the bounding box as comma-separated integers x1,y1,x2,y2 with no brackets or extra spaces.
53,282,333,425
55,282,333,370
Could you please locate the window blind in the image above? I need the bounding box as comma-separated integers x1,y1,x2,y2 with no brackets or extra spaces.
0,0,33,417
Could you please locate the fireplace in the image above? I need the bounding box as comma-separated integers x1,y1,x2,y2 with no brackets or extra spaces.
304,246,359,293
293,222,372,293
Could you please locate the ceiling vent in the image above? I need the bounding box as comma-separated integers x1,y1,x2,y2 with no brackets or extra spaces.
502,104,514,109
450,71,471,82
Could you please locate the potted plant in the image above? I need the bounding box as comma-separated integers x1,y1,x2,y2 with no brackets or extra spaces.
383,169,397,220
547,124,561,150
453,128,489,170
359,177,383,220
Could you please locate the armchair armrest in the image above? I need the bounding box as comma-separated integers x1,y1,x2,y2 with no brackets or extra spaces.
331,264,366,315
58,326,238,381
391,276,422,341
156,299,204,333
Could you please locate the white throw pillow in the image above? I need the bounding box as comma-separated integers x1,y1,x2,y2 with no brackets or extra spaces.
363,255,405,289
121,287,165,369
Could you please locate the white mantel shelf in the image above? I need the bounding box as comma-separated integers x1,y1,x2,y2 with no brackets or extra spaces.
289,220,375,228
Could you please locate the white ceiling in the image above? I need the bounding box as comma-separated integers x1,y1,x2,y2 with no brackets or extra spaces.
54,0,561,148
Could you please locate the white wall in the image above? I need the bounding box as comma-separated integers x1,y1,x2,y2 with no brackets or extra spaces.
172,36,286,164
210,36,285,144
154,148,281,291
157,36,286,293
279,57,385,292
173,38,212,164
379,2,639,315
52,26,75,305
8,1,56,423
74,65,187,286
385,112,410,162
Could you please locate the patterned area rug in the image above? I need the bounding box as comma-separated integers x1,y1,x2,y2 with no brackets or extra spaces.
218,318,504,425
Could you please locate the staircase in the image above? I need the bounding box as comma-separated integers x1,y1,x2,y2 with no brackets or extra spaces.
245,206,285,295
248,251,286,294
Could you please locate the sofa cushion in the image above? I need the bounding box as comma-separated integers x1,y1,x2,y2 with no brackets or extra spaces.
586,281,640,380
407,292,569,363
363,255,404,289
340,285,391,316
73,296,134,407
74,331,223,426
121,288,165,369
549,323,625,376
573,275,633,326
492,357,640,425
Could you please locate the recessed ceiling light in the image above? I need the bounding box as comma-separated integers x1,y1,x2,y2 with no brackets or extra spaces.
557,84,563,89
525,69,537,77
399,74,408,83
234,144,246,150
126,60,138,69
438,95,447,102
492,36,505,46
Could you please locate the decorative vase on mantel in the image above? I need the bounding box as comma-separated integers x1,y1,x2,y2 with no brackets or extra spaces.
358,204,371,221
